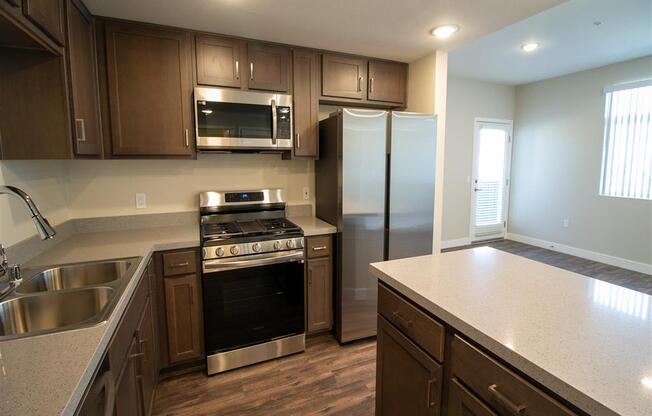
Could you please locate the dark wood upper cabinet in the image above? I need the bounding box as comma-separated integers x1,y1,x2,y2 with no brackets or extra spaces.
247,42,290,92
368,60,407,104
321,54,367,100
292,49,318,157
0,48,72,159
195,34,244,88
66,0,101,157
163,273,202,364
376,316,443,416
104,21,194,157
21,0,65,45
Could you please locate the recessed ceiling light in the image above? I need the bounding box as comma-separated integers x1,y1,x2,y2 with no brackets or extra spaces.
521,42,540,52
643,377,652,389
431,24,459,39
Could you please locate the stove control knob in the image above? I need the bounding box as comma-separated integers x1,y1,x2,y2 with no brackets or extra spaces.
252,243,262,253
216,247,225,257
230,245,240,255
273,241,282,250
286,240,296,249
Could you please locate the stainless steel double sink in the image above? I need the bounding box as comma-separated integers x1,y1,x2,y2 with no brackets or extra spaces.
0,257,141,340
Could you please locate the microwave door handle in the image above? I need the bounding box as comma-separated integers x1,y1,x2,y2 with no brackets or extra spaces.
271,98,277,146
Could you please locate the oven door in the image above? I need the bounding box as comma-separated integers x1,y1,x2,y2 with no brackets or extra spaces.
195,87,292,151
202,250,305,355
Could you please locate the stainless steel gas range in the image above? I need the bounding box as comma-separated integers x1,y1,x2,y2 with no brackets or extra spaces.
199,189,305,375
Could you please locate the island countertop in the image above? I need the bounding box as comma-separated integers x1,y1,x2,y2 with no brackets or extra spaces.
370,247,652,416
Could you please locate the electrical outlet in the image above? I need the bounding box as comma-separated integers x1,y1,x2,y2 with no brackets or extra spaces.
302,187,310,200
563,218,569,228
135,193,147,209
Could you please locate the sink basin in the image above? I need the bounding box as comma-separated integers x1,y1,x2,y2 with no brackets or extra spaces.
0,287,114,337
17,260,133,293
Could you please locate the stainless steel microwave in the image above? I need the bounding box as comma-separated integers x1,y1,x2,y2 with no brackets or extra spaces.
194,87,293,151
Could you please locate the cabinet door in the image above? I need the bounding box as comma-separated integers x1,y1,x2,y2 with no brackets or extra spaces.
247,43,290,92
137,297,156,416
105,21,194,157
164,274,202,363
292,49,318,157
66,0,101,156
115,336,142,416
306,257,332,333
368,60,407,104
321,54,367,100
22,0,65,44
196,35,244,88
376,316,443,416
449,378,498,416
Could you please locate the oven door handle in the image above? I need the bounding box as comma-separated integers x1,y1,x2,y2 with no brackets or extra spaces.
203,250,304,273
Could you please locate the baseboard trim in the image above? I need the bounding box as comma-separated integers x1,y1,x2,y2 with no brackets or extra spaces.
505,233,652,275
441,237,472,250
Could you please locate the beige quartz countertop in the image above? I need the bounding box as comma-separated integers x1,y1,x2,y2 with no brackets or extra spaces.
0,225,199,416
0,215,332,415
288,216,337,236
370,247,652,416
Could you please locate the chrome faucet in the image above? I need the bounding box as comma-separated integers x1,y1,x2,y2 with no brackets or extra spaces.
1,185,56,299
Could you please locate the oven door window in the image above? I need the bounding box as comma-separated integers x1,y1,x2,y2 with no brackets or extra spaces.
197,101,272,139
202,261,304,354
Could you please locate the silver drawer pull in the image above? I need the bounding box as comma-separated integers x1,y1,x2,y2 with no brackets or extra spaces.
171,261,190,268
488,384,526,415
75,119,86,142
312,246,327,251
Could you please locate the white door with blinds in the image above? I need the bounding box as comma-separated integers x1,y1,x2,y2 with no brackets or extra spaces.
470,120,513,242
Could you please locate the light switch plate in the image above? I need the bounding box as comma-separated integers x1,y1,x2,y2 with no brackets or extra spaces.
302,187,310,200
136,193,147,209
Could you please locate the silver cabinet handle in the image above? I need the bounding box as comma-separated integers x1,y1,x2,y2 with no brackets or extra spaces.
312,246,327,251
75,119,86,142
271,99,277,145
250,62,254,80
357,76,362,92
370,77,374,93
235,60,239,80
184,129,189,148
296,133,301,149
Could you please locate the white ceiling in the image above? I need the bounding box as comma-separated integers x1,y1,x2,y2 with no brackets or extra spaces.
83,0,565,62
448,0,652,85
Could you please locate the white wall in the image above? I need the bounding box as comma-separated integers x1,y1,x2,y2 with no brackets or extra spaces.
442,76,515,244
0,161,71,246
1,155,313,246
66,155,314,218
509,56,652,266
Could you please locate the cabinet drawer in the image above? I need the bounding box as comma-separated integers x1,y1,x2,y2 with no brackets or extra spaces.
451,336,576,416
378,284,444,362
306,235,332,259
108,271,149,375
162,250,197,277
449,378,497,416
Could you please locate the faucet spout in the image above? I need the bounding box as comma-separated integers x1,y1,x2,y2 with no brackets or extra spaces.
0,185,56,240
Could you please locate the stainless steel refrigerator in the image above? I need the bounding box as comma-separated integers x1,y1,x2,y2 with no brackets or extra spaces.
315,108,437,343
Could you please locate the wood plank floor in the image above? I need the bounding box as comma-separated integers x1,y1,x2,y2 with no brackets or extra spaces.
444,239,652,295
153,334,376,416
154,240,650,416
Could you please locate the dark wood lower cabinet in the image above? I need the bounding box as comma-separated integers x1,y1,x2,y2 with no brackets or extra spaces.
163,273,202,364
137,297,157,416
305,235,334,334
376,283,580,416
115,336,142,416
376,315,443,416
449,378,498,416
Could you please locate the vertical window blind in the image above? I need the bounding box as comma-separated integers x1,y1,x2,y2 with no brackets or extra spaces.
600,80,652,200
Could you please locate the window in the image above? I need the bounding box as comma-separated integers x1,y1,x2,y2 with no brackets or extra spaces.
600,80,652,200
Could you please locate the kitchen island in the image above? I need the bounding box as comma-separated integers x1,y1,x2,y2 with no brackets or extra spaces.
370,247,651,416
